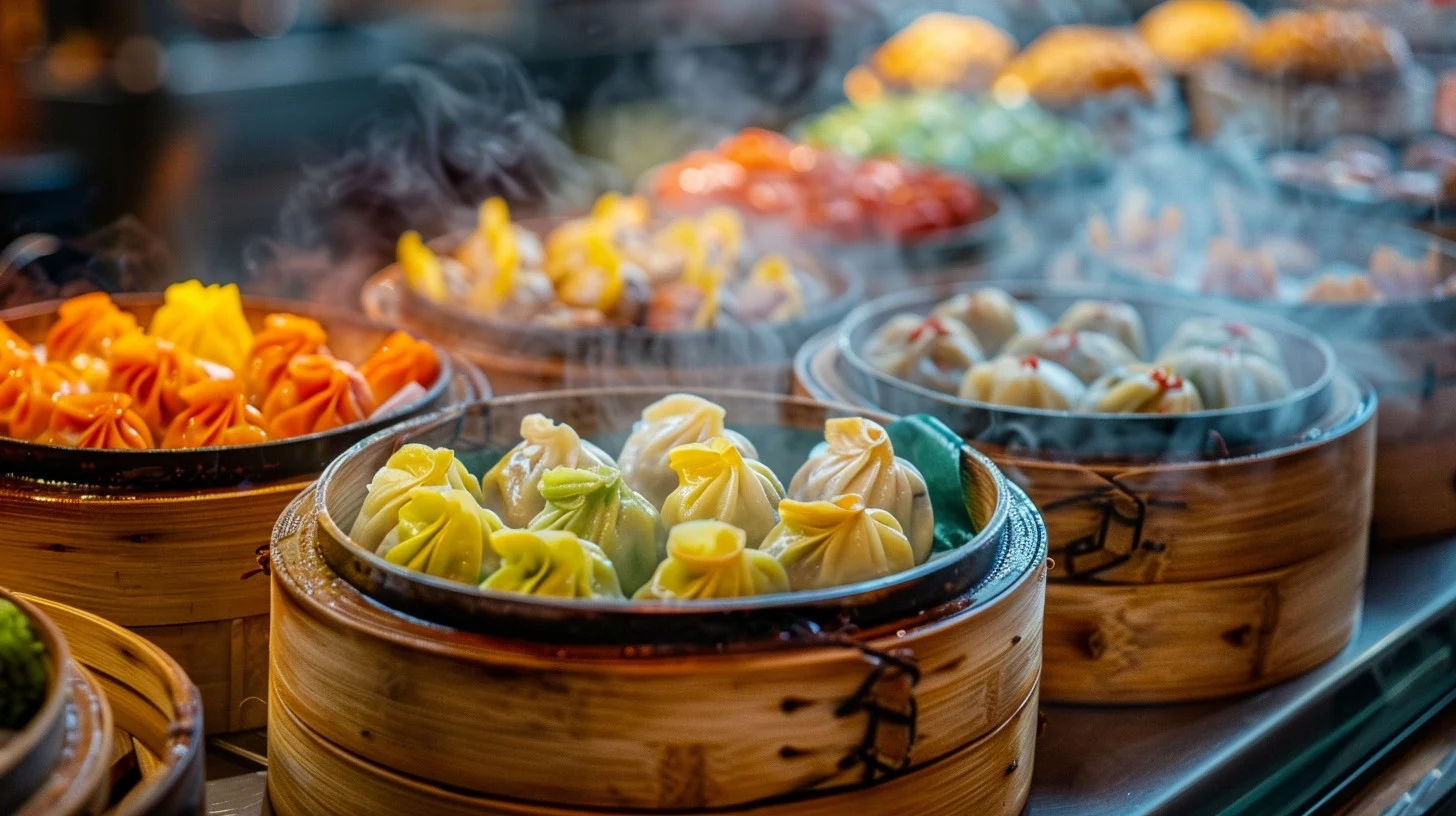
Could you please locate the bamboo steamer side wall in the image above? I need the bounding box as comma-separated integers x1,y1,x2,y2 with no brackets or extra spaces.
269,489,1047,812
267,682,1040,816
24,594,206,816
986,390,1375,584
15,665,112,816
1040,519,1366,703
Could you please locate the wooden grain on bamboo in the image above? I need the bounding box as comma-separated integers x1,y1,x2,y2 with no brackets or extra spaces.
269,486,1047,811
23,594,205,816
267,679,1039,816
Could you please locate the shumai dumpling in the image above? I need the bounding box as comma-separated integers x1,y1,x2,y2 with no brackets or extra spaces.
481,414,617,529
245,313,328,403
761,494,915,591
107,333,212,438
617,394,758,508
662,436,786,549
1001,328,1140,384
1055,300,1148,359
1158,316,1283,367
162,379,269,448
379,486,503,584
863,314,985,394
634,520,789,601
261,354,377,438
481,529,625,600
350,443,484,551
41,392,154,449
0,358,81,441
148,281,254,372
931,288,1048,355
360,331,441,404
1156,345,1293,409
959,355,1087,409
528,465,664,595
1080,364,1204,414
44,291,138,365
788,418,933,564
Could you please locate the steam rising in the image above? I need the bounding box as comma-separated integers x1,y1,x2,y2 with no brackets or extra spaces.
1,217,174,307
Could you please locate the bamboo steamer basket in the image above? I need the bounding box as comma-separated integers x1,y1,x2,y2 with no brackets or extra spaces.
0,294,489,733
361,223,861,395
268,388,1049,814
795,282,1378,704
1,586,206,815
1085,202,1456,542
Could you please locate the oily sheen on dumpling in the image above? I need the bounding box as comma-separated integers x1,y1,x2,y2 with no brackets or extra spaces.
958,355,1087,410
617,394,758,508
40,392,153,450
350,443,484,551
788,417,933,564
481,414,617,529
761,494,915,591
482,529,625,600
378,486,503,584
106,333,211,438
162,379,268,448
634,520,790,601
261,354,377,438
661,436,786,548
528,465,664,595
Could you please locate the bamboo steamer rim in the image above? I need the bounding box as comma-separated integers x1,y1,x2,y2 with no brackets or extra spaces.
313,386,1011,621
0,291,456,490
274,479,1046,672
0,587,71,805
19,593,204,815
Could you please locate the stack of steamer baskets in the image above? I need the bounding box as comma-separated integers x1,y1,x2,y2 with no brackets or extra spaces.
0,586,203,815
1082,197,1456,542
795,282,1376,703
266,388,1049,815
0,291,487,733
360,197,862,395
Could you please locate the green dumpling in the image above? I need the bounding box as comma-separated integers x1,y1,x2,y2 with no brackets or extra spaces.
528,465,664,595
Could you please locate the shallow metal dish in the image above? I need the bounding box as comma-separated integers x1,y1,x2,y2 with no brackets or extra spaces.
311,387,1046,645
833,281,1339,459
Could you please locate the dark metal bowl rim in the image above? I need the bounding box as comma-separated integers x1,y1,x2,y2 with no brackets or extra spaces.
314,386,1013,617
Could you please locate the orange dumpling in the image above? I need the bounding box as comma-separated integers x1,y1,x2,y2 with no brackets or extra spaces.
163,380,268,449
359,331,440,403
41,392,154,449
245,313,328,404
44,292,139,364
261,354,376,438
0,358,83,440
107,333,213,437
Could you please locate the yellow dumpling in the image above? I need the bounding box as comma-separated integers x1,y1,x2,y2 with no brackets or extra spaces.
379,487,503,584
617,394,759,508
482,529,625,600
788,418,934,564
635,520,789,601
481,414,617,528
662,436,785,548
148,280,254,373
761,494,915,591
350,444,483,551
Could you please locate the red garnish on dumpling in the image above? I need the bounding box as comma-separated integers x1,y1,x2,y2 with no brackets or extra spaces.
359,331,440,404
1020,356,1041,370
908,316,949,343
1225,322,1250,339
41,392,153,450
1148,366,1184,392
